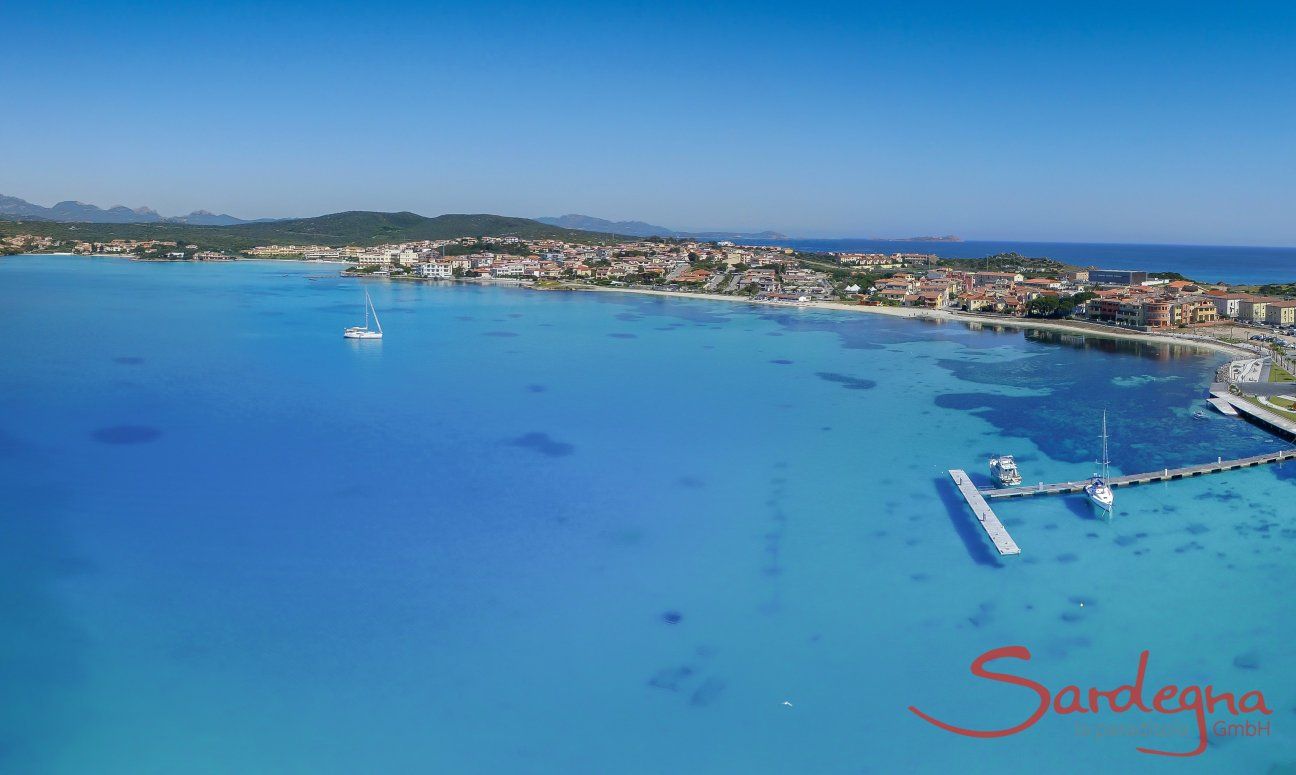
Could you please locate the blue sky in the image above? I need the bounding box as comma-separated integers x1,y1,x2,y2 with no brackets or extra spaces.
4,1,1294,244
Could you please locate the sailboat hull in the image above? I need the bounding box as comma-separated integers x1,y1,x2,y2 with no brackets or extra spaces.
1085,481,1114,515
344,330,382,339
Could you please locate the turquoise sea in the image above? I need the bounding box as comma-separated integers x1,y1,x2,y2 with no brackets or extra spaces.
2,255,1294,773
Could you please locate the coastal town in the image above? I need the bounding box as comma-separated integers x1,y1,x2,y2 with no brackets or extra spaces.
10,231,1293,334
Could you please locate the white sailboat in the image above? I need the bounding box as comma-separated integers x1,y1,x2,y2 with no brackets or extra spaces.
1085,410,1115,516
343,289,383,339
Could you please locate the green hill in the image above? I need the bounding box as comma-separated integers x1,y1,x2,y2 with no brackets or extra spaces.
0,211,622,252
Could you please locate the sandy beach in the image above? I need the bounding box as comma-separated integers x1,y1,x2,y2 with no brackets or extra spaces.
568,284,1260,359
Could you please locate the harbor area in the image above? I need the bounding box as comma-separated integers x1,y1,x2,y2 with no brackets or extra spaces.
949,355,1296,556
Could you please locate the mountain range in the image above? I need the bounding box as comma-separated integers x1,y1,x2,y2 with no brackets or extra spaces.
1,195,792,242
0,194,268,225
536,214,788,241
0,210,619,251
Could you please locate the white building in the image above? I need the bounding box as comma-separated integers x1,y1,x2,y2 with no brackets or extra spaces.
1210,295,1244,319
416,261,454,279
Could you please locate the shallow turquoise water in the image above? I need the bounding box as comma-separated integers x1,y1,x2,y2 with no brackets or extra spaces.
2,255,1293,773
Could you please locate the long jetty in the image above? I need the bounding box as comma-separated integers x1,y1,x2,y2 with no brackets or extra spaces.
981,448,1296,499
946,356,1296,557
948,469,1021,555
949,448,1295,556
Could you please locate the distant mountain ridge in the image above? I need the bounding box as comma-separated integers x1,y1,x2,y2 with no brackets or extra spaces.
0,194,267,225
537,213,788,241
0,210,619,251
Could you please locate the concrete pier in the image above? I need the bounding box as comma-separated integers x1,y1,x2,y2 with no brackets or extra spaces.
1207,396,1239,416
981,448,1296,499
948,469,1021,556
1208,389,1296,439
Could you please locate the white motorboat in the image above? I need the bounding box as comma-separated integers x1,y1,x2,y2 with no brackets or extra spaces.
989,455,1022,486
344,289,383,339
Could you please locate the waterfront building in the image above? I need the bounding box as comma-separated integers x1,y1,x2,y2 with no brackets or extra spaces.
1238,298,1271,322
416,261,454,279
1264,300,1296,326
1089,269,1148,286
1207,292,1246,318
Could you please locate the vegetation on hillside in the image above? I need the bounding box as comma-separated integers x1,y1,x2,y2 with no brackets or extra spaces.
937,252,1074,277
1254,282,1296,297
0,211,620,253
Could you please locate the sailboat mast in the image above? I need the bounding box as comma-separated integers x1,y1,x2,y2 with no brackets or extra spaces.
370,292,382,333
1100,411,1110,479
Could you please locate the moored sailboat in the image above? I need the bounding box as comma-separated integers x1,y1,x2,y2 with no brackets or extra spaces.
344,289,383,339
1085,410,1114,516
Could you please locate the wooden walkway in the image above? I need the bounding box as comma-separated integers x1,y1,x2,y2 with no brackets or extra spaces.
980,448,1296,500
948,470,1021,556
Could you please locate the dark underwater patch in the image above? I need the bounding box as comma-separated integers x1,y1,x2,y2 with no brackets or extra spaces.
525,384,547,393
661,611,683,625
508,432,574,458
815,372,877,390
689,677,725,707
967,602,994,628
769,359,794,365
608,333,637,339
648,666,695,691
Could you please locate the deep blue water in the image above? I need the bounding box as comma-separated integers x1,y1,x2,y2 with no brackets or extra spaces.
2,255,1295,772
741,238,1296,285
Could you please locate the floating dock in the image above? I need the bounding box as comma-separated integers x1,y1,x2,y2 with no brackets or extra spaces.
981,448,1296,499
948,469,1021,556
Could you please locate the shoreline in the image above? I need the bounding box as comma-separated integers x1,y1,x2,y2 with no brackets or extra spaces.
566,284,1259,359
6,252,1258,360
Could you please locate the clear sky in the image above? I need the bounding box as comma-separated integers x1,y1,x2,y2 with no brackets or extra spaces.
4,1,1294,244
